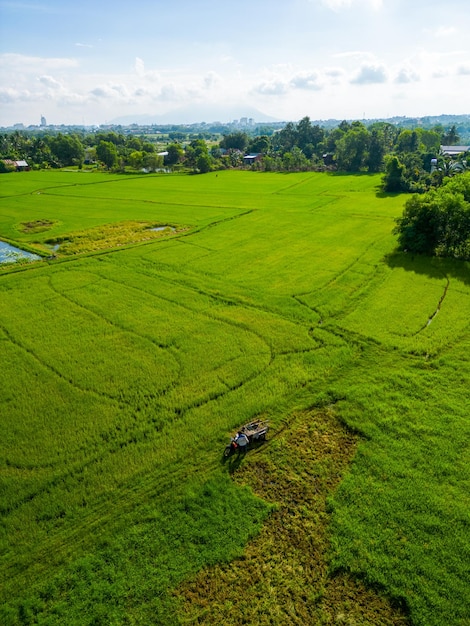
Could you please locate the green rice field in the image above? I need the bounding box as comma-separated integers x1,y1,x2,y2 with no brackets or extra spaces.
0,170,469,625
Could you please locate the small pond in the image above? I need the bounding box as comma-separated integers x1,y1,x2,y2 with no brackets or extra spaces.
0,241,41,264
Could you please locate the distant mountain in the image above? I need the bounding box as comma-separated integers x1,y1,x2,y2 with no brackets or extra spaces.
111,104,280,126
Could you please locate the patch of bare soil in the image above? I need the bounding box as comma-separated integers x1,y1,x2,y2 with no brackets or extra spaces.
20,219,56,233
176,408,410,625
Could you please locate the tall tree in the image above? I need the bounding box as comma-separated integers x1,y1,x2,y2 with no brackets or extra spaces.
96,140,118,169
185,139,211,172
335,124,369,171
165,143,184,166
442,125,460,146
367,129,386,173
196,153,212,173
247,135,270,154
49,133,84,166
396,129,419,153
383,155,406,192
272,122,297,153
220,132,249,152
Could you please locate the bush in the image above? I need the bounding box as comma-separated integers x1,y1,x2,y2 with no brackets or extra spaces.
394,173,470,259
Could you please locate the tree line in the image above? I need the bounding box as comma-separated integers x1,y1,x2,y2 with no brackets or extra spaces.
1,118,467,180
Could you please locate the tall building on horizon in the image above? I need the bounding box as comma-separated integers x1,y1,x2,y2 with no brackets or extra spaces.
40,115,47,127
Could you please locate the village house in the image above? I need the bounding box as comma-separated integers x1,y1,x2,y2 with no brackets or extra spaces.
2,159,30,171
440,145,470,157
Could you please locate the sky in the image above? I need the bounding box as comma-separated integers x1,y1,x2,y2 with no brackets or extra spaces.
0,0,469,127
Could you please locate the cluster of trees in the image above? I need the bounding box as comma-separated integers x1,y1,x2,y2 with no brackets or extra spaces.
381,128,468,194
0,129,218,174
218,119,468,185
0,131,165,171
1,119,468,185
394,172,470,260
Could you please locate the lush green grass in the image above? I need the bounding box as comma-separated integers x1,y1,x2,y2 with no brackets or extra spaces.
0,170,469,625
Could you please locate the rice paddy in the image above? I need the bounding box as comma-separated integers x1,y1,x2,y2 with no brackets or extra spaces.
0,170,468,625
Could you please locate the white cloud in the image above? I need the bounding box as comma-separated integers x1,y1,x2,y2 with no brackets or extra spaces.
253,80,289,96
158,84,180,102
90,84,131,100
134,87,150,97
39,75,62,90
0,87,33,103
394,68,420,84
57,92,89,107
325,67,345,78
457,64,470,75
351,64,387,84
90,86,111,98
290,71,323,91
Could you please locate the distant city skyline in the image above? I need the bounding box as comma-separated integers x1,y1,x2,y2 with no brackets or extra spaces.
0,0,469,127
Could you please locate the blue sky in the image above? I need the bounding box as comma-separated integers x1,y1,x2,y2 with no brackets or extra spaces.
0,0,469,126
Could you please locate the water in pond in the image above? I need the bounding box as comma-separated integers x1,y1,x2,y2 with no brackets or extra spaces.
150,226,175,232
0,241,41,264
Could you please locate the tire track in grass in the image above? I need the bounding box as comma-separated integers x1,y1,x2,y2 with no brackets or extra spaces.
80,266,332,451
292,292,324,323
113,263,329,372
100,272,275,418
1,436,230,595
126,253,327,341
0,175,145,202
40,259,276,430
289,227,390,325
412,276,450,336
90,265,275,369
46,271,182,399
1,270,184,514
41,180,258,216
46,266,277,451
272,173,322,195
1,382,213,519
321,235,388,292
101,259,333,405
0,320,128,406
2,366,234,564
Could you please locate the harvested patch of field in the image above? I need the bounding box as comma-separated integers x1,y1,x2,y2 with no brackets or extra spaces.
177,408,409,625
44,220,187,255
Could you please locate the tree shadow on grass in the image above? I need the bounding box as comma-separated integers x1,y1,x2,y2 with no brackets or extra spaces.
375,189,403,199
326,171,379,178
383,250,470,287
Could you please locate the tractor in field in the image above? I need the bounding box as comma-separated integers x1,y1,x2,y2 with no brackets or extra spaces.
224,420,269,457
